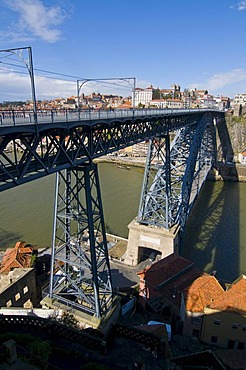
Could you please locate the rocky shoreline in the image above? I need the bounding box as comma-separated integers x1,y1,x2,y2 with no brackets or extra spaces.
94,155,147,168
95,156,246,182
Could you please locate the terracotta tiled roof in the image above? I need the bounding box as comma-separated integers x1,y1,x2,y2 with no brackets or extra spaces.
0,241,34,274
138,254,206,308
209,275,246,313
159,269,206,308
166,98,182,102
137,253,194,288
184,275,224,312
117,101,132,109
0,248,23,273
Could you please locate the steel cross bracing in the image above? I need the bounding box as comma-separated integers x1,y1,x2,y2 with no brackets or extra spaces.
0,110,224,191
47,163,113,317
137,113,217,232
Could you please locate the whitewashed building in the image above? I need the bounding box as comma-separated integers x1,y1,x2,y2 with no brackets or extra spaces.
198,94,217,108
149,99,167,108
233,94,246,106
133,86,153,107
165,98,182,109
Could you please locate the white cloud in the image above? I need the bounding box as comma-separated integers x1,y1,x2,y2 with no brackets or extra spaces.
136,79,152,89
0,71,76,101
237,1,246,10
231,1,246,10
188,69,246,97
0,71,135,102
3,0,66,43
206,69,246,90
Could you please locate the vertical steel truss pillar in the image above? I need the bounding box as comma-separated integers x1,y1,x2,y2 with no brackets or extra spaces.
48,163,113,318
137,115,216,232
138,135,172,229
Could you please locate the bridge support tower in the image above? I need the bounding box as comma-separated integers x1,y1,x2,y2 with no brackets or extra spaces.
124,113,216,265
42,163,115,325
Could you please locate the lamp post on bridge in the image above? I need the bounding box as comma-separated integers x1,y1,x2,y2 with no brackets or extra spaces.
0,46,37,125
77,77,136,116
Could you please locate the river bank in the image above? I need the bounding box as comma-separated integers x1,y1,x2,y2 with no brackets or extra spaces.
94,155,147,169
95,156,246,182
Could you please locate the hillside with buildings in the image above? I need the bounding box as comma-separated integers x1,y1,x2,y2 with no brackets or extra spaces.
0,83,231,111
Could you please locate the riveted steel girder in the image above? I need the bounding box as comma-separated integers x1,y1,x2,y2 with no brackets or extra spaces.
0,110,224,191
137,113,216,233
47,163,113,318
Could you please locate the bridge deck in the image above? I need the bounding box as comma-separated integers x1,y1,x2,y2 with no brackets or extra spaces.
0,108,224,191
0,107,220,127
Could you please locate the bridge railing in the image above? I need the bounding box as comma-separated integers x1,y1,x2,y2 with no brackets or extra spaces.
0,107,216,126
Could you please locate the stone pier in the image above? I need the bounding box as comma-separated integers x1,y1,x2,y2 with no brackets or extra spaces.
123,219,180,266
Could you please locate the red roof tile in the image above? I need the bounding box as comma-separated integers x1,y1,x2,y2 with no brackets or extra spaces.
184,276,224,312
209,275,246,313
0,241,34,274
138,254,206,308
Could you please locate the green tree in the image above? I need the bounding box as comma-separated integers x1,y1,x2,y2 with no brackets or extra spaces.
152,88,161,100
59,311,79,329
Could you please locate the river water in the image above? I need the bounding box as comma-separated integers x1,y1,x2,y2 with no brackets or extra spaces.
0,162,245,282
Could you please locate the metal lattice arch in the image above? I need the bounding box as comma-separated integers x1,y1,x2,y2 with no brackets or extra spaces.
137,112,217,233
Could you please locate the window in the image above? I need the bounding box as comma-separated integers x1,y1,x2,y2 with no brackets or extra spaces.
227,339,235,349
214,319,221,326
15,293,20,301
232,323,239,329
23,286,28,294
192,317,202,325
238,342,245,350
192,329,200,339
211,336,218,344
6,300,12,307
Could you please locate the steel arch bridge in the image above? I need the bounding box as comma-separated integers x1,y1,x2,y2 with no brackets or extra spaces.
0,108,224,318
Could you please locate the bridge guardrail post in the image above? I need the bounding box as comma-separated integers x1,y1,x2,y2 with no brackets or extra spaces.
12,110,15,125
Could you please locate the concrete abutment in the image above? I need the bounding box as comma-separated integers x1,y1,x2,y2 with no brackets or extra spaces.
123,219,180,266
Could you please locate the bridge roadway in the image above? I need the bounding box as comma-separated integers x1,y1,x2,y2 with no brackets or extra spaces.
0,108,224,191
0,107,215,127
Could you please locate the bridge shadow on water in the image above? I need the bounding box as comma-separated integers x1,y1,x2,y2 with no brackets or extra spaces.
182,115,241,283
0,229,22,252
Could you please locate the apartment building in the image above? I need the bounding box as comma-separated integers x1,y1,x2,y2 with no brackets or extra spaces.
133,86,153,107
0,268,37,308
200,275,246,350
233,93,246,106
137,255,246,350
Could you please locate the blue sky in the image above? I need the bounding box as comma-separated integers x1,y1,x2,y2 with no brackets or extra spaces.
0,0,246,101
